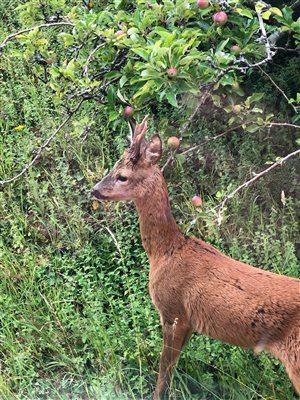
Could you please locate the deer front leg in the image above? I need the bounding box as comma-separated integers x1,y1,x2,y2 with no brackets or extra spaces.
154,318,192,399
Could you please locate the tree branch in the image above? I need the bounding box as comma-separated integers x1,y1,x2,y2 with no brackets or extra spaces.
270,46,300,53
0,100,84,186
267,122,300,129
180,124,244,156
0,22,74,52
216,148,300,225
181,121,300,158
257,65,298,114
83,42,106,77
291,0,300,9
256,8,273,61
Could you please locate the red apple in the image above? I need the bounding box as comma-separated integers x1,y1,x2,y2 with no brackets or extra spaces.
167,136,180,150
167,68,177,76
124,106,134,118
197,0,209,9
192,196,202,207
213,11,228,26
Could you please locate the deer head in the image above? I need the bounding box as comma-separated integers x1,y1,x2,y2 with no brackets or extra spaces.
91,116,162,202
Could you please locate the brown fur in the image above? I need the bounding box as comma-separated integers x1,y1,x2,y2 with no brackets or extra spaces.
92,118,300,399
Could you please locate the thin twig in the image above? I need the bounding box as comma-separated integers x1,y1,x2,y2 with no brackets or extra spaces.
267,122,300,129
0,100,84,186
216,148,300,225
0,22,74,51
181,121,300,157
83,42,106,77
291,0,300,10
257,65,298,114
270,46,300,53
180,124,244,156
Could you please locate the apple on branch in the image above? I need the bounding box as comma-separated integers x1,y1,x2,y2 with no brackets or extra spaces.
196,0,209,9
167,68,178,76
167,136,180,150
213,11,228,26
124,106,134,118
192,196,202,207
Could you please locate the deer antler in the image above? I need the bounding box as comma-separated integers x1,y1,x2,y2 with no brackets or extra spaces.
129,115,149,163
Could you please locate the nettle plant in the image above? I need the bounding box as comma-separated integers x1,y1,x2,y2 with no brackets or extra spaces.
4,0,299,121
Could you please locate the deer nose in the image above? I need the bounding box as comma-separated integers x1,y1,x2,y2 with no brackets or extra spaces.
91,188,100,199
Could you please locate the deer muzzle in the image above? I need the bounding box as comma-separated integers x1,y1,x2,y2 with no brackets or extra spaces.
91,187,107,200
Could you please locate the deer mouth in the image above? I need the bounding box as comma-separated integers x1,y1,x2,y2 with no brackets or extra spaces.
91,189,108,200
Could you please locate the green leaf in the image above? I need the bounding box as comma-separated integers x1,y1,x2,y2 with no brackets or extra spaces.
270,7,283,17
131,48,149,61
117,89,128,103
127,27,139,35
219,74,235,87
108,111,119,122
132,80,154,100
255,1,265,13
252,107,263,113
165,90,178,107
63,59,76,80
49,68,60,78
245,92,264,106
105,71,122,79
236,8,253,19
140,69,161,79
216,38,230,53
245,124,259,133
107,85,116,107
59,33,74,47
261,10,272,20
119,75,128,88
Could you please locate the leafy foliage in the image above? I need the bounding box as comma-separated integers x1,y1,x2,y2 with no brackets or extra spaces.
0,1,300,399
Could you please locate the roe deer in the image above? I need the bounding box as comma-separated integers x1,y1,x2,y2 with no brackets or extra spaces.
91,116,300,399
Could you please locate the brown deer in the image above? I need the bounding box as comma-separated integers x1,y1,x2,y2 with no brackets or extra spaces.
91,116,300,399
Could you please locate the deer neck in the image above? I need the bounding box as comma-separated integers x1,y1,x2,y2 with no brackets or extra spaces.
134,168,185,258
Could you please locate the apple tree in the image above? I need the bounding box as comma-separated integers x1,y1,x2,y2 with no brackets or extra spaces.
1,0,300,218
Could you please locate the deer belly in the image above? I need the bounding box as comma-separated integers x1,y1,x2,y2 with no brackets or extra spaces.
189,296,292,349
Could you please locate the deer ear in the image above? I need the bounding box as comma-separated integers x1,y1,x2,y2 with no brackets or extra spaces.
127,119,136,144
145,134,162,164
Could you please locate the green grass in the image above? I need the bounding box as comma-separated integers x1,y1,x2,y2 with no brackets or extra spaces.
1,197,299,399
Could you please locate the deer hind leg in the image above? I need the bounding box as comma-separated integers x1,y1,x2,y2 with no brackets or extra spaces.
153,318,192,400
268,324,300,396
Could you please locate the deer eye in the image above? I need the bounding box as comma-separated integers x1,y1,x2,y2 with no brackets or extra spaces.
117,175,128,182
